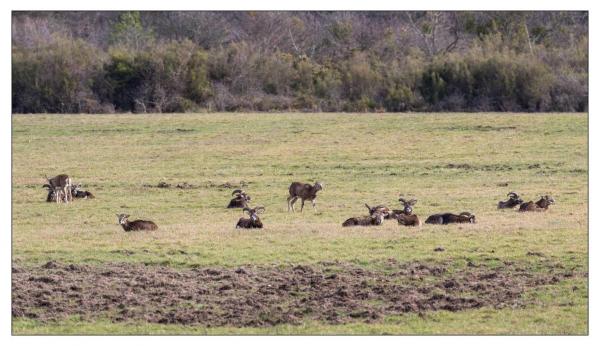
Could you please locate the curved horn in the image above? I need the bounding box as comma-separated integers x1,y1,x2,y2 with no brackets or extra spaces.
254,206,265,214
408,199,418,206
232,189,244,196
365,203,372,211
242,207,251,214
507,192,518,198
398,197,407,205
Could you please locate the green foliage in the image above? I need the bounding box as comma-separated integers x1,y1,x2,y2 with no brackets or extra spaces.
11,12,588,113
12,36,104,113
110,11,154,50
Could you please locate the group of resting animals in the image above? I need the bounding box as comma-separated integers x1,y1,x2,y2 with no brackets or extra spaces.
227,185,555,229
42,176,555,231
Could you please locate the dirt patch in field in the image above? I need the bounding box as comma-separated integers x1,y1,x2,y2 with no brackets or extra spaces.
12,260,577,327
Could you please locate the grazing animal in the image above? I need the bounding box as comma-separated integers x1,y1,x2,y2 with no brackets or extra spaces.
389,197,418,220
236,206,265,229
287,181,324,212
116,214,158,231
227,189,251,208
425,212,476,225
519,195,555,212
498,192,523,209
45,174,72,203
395,199,422,227
365,203,390,217
342,211,386,227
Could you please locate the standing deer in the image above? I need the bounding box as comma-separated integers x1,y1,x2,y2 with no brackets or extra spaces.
287,181,324,212
45,174,72,203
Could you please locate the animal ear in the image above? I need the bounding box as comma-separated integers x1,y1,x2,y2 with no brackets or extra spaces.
398,198,406,205
409,199,417,206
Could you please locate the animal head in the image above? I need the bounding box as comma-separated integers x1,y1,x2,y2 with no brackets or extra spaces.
398,197,417,214
372,211,386,225
243,206,265,221
365,203,390,216
116,214,130,225
541,195,555,205
232,189,251,201
314,182,324,191
507,192,524,204
459,212,476,223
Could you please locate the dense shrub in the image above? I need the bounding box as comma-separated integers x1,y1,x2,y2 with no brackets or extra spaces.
12,36,105,113
11,12,588,113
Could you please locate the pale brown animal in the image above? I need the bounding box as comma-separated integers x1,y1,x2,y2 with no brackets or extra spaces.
45,174,72,203
519,195,555,212
116,214,158,231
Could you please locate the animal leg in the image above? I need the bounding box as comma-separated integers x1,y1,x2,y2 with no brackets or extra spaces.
300,199,305,212
311,200,317,212
289,196,298,212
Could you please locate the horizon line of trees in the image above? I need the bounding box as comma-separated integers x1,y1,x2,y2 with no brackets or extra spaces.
12,11,588,113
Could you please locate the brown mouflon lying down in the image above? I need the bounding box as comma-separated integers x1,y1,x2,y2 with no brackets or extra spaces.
519,195,555,212
44,174,72,203
395,200,422,227
425,212,476,225
287,181,323,212
236,206,265,229
365,203,390,217
342,211,386,227
227,189,251,209
116,214,158,231
498,192,523,209
389,197,418,220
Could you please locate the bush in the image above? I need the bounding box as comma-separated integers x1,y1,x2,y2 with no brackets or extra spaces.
12,36,104,113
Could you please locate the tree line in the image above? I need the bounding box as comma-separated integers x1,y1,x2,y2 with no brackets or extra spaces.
12,11,588,113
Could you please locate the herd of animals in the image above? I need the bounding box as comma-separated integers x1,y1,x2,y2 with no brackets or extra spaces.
42,175,555,232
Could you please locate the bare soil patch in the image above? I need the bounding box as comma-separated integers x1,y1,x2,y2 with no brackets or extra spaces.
12,260,575,327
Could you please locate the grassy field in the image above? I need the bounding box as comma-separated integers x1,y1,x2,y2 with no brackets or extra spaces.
11,113,588,335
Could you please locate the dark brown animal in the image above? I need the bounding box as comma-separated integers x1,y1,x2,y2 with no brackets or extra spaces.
519,195,555,212
425,212,476,224
227,189,251,208
342,211,386,227
71,184,95,199
236,207,265,229
498,192,523,209
287,181,323,212
389,197,418,220
395,199,422,227
116,214,158,231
